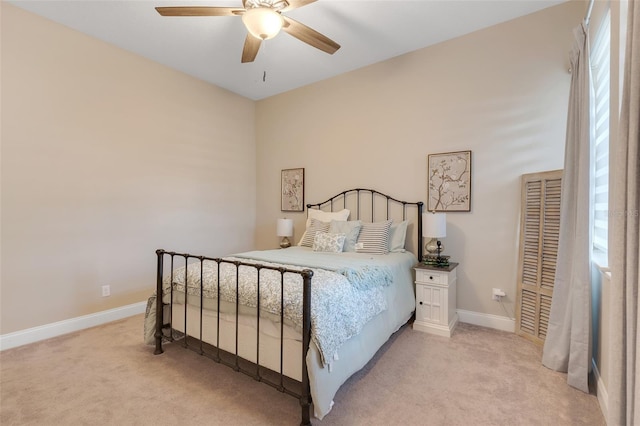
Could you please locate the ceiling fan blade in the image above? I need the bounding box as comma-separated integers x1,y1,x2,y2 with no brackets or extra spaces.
241,34,262,63
281,0,318,12
282,16,340,55
155,7,243,17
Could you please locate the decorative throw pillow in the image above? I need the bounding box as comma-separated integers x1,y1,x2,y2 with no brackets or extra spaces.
313,232,346,253
355,220,393,255
328,220,362,252
298,209,350,246
299,218,331,248
389,220,409,252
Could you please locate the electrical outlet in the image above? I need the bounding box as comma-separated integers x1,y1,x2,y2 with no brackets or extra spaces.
492,288,506,301
102,285,111,297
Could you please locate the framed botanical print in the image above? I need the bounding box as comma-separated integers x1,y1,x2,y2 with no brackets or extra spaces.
427,151,472,212
281,168,305,212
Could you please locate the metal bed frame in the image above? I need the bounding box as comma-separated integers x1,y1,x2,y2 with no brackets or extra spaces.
153,188,423,425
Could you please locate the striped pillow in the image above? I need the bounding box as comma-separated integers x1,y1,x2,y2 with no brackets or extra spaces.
299,218,331,248
355,220,393,255
298,209,350,246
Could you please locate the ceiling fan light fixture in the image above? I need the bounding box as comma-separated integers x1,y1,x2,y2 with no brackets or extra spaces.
242,7,284,40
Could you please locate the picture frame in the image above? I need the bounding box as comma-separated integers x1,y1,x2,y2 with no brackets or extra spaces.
427,150,472,212
281,168,305,212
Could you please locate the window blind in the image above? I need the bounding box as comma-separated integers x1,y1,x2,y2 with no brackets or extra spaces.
591,12,610,254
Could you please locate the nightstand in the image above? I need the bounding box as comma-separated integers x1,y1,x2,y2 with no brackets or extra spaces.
413,262,459,337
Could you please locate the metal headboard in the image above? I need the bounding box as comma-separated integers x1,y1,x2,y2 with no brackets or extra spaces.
306,188,424,261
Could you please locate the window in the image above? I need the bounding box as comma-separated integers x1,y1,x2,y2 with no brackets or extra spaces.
591,11,610,257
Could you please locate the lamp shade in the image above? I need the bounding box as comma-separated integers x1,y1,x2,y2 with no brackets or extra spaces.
422,212,446,238
277,218,293,237
242,7,284,40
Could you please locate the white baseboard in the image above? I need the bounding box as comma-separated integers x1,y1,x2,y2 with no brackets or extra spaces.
592,358,609,423
457,309,515,332
0,301,147,351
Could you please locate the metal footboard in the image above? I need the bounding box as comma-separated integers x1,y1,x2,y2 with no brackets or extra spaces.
153,249,314,426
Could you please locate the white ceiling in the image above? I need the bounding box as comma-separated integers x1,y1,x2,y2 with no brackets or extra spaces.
8,0,567,100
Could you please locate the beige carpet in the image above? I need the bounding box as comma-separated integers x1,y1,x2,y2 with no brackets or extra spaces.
0,314,604,425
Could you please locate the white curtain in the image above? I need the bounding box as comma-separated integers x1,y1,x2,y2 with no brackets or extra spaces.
541,23,592,393
609,1,640,423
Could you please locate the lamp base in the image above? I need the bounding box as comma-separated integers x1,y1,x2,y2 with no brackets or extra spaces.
279,236,291,249
425,238,444,254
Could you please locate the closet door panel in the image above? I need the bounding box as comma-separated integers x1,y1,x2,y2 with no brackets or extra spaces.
516,170,562,345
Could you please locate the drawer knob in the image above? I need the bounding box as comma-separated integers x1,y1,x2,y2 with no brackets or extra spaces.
419,301,423,305
429,276,434,280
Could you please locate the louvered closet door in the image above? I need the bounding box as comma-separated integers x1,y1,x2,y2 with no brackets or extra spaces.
516,170,562,345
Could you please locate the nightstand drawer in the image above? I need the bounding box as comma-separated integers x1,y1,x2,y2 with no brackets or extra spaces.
416,269,446,285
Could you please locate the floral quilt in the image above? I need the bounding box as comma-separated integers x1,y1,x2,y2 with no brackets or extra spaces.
146,252,393,367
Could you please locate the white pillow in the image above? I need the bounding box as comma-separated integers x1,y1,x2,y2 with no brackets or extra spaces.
355,220,393,255
305,208,350,228
389,220,409,252
298,208,350,246
313,232,346,253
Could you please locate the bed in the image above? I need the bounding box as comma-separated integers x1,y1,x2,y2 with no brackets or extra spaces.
144,188,423,425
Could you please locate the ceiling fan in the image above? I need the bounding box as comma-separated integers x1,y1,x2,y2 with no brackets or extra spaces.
155,0,341,63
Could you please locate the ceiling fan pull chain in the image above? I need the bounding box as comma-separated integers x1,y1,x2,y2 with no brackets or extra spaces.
261,41,268,82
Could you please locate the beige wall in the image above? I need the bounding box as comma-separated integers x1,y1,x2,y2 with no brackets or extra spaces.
0,1,590,335
0,3,256,334
255,1,584,319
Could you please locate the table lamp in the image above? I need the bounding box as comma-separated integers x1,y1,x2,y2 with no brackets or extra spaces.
277,218,293,248
422,212,447,265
